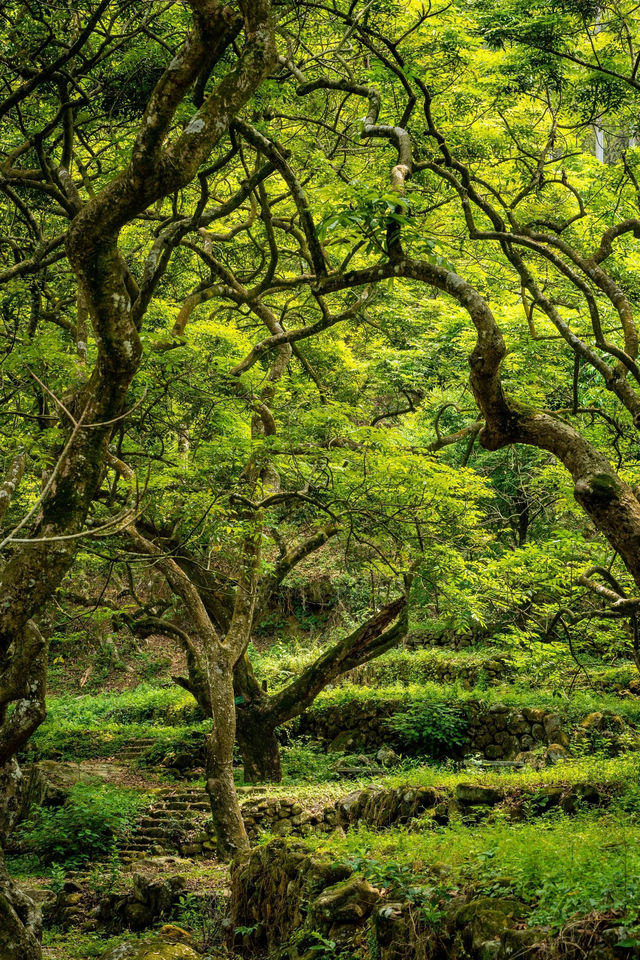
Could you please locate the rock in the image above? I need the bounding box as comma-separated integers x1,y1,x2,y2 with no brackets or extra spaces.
543,714,567,744
608,714,626,732
500,926,545,957
506,717,529,736
310,876,381,942
328,730,361,753
522,708,546,724
514,750,544,770
454,897,528,953
16,881,55,917
376,745,399,766
455,784,504,806
21,761,100,819
373,900,411,959
478,940,501,959
163,750,201,772
158,925,193,944
581,712,605,731
101,937,200,959
559,783,601,813
95,872,187,932
63,880,84,894
544,744,568,764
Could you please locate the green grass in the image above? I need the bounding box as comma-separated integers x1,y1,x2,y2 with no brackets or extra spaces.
29,720,208,761
43,930,147,959
301,680,640,726
42,683,203,726
302,799,640,933
247,640,509,690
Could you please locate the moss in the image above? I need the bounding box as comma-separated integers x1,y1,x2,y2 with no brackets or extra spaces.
583,472,620,502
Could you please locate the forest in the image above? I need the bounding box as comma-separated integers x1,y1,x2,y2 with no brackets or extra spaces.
2,0,640,957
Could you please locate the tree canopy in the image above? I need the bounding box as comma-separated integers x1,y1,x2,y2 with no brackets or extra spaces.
2,0,640,952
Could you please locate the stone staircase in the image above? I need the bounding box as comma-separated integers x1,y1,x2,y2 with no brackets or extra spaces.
119,784,211,862
116,737,159,763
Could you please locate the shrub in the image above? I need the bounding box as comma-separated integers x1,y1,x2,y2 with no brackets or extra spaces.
386,700,469,756
17,783,146,865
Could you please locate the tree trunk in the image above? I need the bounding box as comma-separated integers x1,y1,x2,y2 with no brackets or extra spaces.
0,761,41,960
0,867,41,960
204,670,250,860
237,710,282,783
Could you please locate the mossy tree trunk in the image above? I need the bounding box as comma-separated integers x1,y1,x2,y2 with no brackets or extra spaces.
232,596,410,782
204,664,249,858
0,0,275,941
236,710,282,783
127,523,263,858
0,761,40,960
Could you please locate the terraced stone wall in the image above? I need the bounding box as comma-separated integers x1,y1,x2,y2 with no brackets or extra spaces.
294,699,569,760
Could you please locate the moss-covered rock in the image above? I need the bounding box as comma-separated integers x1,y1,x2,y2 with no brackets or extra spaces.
101,937,198,960
231,838,353,953
455,784,504,807
21,760,100,818
453,897,528,953
309,875,381,942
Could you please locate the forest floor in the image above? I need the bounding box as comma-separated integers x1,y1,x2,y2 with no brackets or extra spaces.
10,633,640,959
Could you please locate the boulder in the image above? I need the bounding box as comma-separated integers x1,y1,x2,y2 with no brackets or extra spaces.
543,714,569,746
453,897,528,953
543,744,568,764
559,783,601,813
21,761,99,819
581,712,605,731
522,708,546,724
377,745,399,766
328,730,361,753
101,937,199,960
95,872,187,932
455,784,504,807
310,876,381,944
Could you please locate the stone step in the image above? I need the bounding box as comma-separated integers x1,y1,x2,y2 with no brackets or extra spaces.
160,801,209,812
120,840,177,851
137,816,183,828
134,827,178,839
158,791,207,799
157,794,209,803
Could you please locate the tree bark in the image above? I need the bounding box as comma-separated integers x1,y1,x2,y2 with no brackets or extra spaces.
236,709,282,783
0,760,40,959
233,597,409,781
204,668,249,858
0,857,41,960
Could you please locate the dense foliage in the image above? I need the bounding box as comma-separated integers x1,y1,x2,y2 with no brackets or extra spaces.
3,1,640,957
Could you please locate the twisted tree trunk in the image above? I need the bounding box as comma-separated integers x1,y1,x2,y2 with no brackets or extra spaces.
0,0,274,942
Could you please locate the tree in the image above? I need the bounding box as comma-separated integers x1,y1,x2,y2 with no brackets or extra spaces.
232,0,640,633
0,0,273,947
3,3,640,922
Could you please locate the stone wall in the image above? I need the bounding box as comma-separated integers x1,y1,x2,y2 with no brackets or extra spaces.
294,698,570,760
177,771,608,857
350,653,514,689
230,838,631,960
